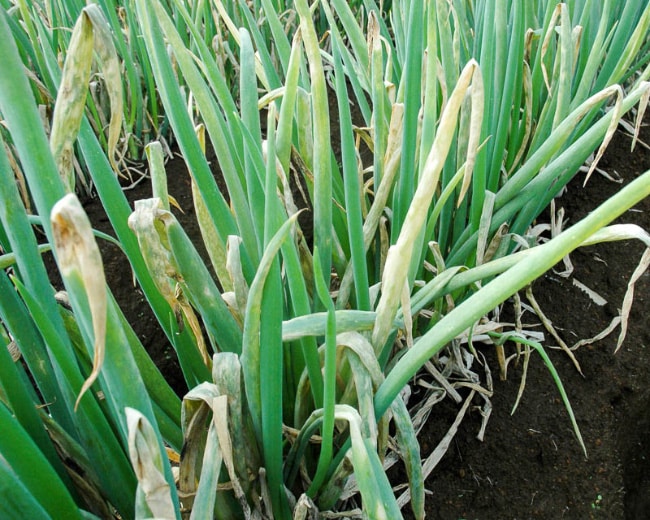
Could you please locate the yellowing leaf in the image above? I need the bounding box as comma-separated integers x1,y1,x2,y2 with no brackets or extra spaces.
372,60,482,352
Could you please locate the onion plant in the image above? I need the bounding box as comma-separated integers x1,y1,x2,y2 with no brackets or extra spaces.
3,0,252,194
1,1,650,519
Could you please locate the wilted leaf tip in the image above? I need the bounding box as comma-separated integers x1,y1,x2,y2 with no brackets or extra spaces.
51,193,107,411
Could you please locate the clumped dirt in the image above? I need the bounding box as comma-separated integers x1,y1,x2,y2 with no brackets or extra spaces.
44,114,650,518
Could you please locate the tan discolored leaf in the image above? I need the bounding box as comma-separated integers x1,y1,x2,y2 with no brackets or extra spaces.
333,404,401,519
293,494,319,520
82,4,123,174
125,408,175,519
51,194,106,411
616,247,650,352
336,103,404,308
128,198,210,366
189,403,223,520
373,61,482,351
50,5,123,192
631,85,650,152
211,396,252,516
583,86,623,186
50,11,94,192
457,68,484,205
128,199,177,304
572,278,607,306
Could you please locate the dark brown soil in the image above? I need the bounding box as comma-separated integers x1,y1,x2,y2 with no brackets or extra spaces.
408,121,650,519
45,115,649,518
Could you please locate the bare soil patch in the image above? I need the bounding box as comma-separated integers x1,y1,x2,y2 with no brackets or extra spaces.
408,121,650,519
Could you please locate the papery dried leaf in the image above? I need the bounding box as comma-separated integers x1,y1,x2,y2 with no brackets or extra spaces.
336,332,381,442
221,291,241,324
181,385,255,517
525,286,582,375
213,0,269,89
400,280,414,349
125,408,175,520
540,4,563,93
293,494,318,520
178,288,211,366
571,317,621,351
50,11,94,192
483,223,509,264
189,409,222,520
616,248,650,352
50,6,123,191
334,404,401,519
632,86,650,151
507,61,533,175
581,223,650,247
390,396,424,520
51,194,106,411
4,141,31,212
583,86,624,186
420,391,473,482
337,104,404,308
367,10,380,64
572,278,607,306
83,5,123,174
